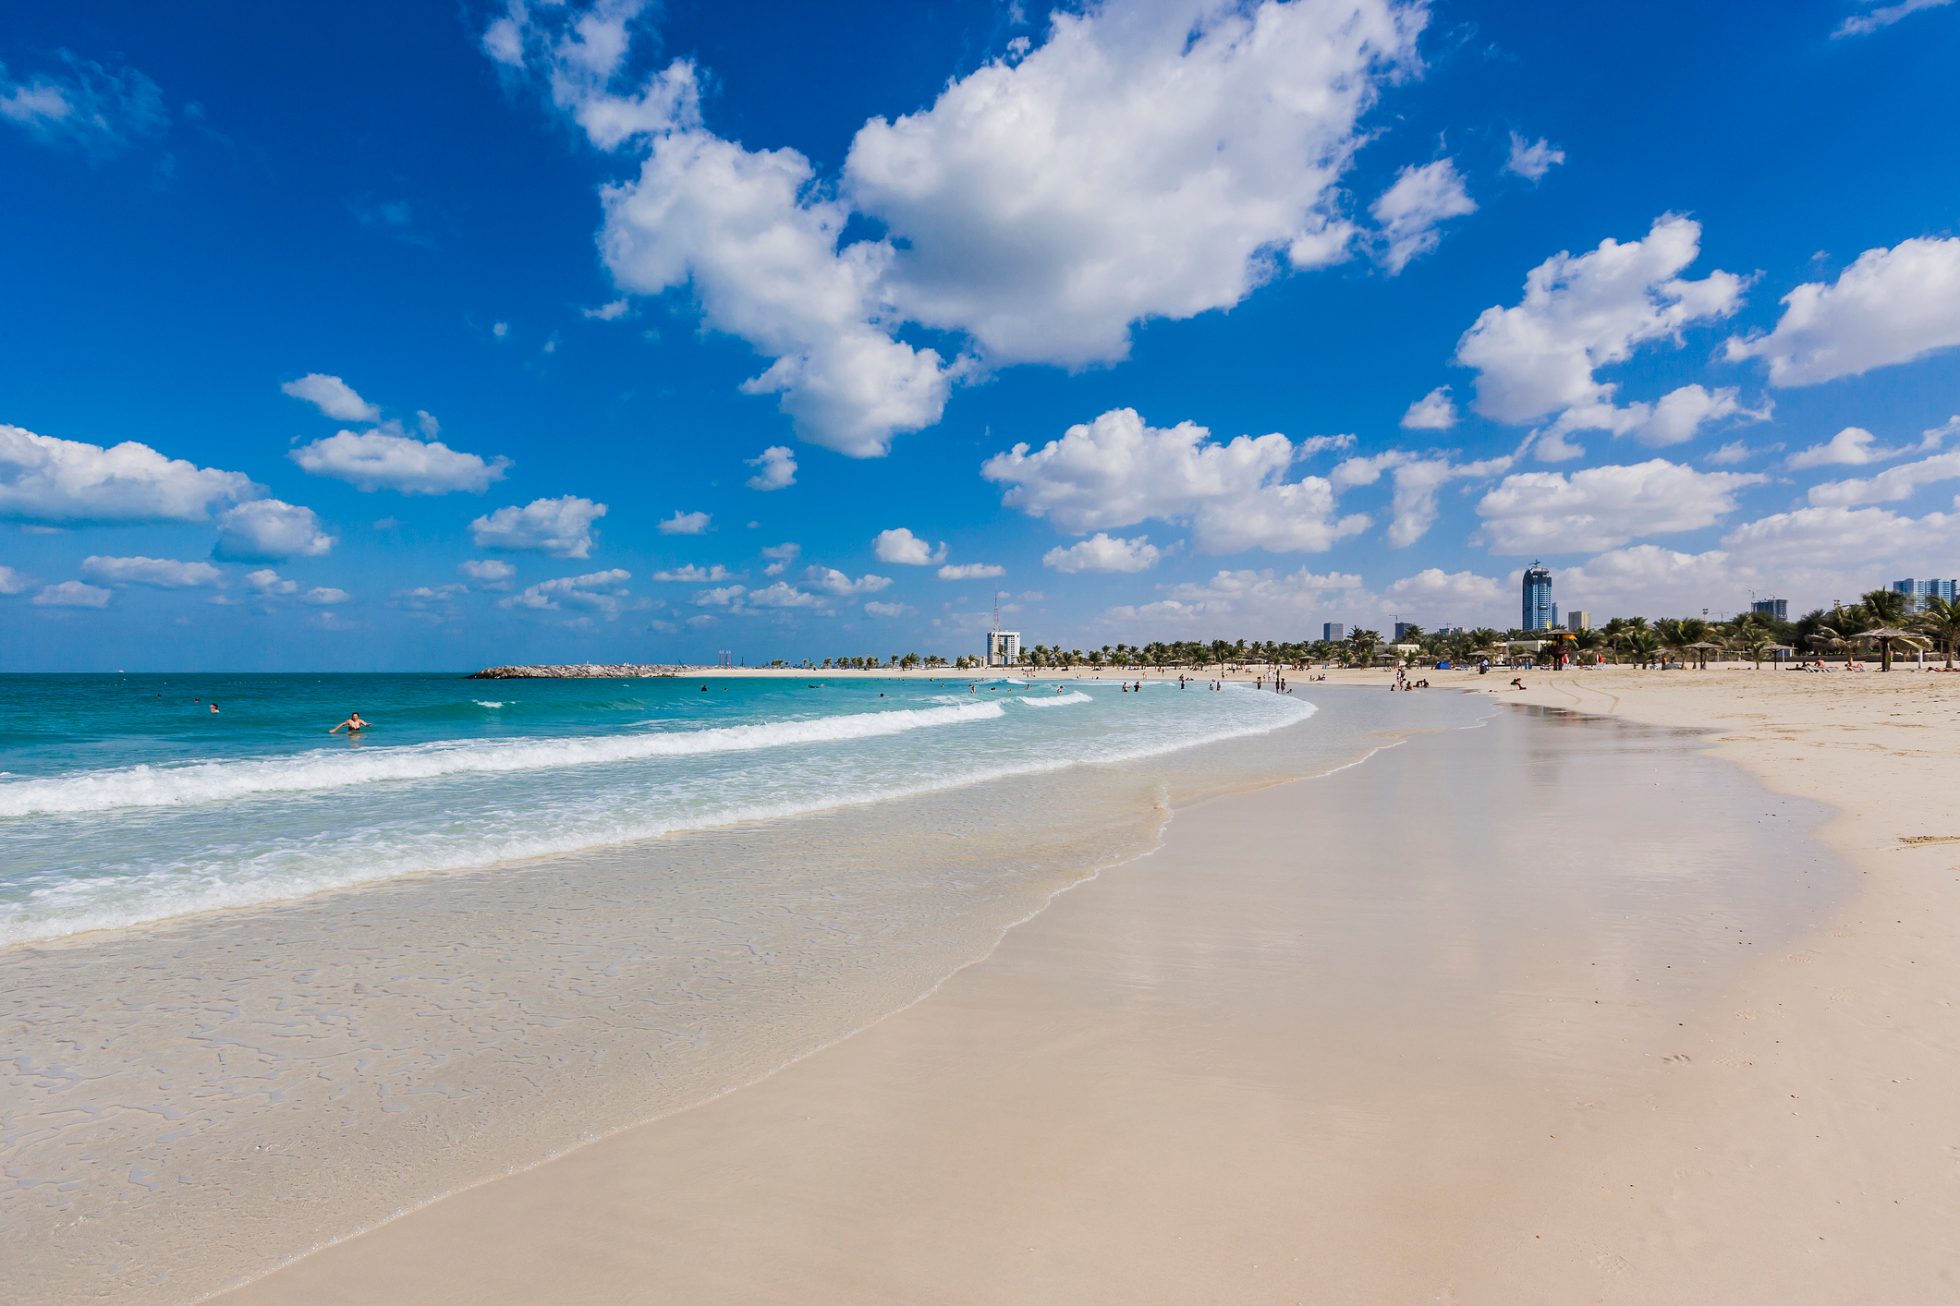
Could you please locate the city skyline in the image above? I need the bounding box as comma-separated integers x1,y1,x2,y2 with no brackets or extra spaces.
3,1,1959,669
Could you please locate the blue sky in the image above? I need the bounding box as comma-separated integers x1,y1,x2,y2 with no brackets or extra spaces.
3,0,1958,669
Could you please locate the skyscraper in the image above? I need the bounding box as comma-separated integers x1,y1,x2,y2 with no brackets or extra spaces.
1393,621,1417,641
1892,578,1959,613
1751,597,1789,621
1521,564,1554,632
1567,609,1592,632
1322,622,1347,642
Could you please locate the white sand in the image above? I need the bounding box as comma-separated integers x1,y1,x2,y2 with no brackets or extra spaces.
217,668,1959,1304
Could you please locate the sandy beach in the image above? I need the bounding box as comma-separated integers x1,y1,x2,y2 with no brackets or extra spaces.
209,667,1960,1305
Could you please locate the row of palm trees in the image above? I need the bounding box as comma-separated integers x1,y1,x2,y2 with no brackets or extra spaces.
781,593,1960,674
1007,591,1960,673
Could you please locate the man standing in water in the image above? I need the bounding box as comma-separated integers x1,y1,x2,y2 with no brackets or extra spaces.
330,712,371,735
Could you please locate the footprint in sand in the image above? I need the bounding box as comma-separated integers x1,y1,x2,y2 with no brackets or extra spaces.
1662,1053,1692,1064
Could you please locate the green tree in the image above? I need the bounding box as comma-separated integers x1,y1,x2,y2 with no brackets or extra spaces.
1915,594,1960,668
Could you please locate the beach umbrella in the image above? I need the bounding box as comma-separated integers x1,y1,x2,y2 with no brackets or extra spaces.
1854,627,1928,672
1684,639,1726,669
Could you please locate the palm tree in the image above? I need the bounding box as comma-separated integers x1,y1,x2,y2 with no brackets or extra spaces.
1861,588,1912,627
1739,629,1776,669
1346,628,1382,666
1915,594,1960,668
1624,629,1661,669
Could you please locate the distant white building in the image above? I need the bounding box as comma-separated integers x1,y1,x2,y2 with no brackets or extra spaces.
986,630,1021,667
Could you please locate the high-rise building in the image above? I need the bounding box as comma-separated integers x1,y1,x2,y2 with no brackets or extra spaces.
984,629,1021,666
1751,597,1789,621
1393,621,1417,641
1521,564,1554,631
1567,609,1592,632
1322,622,1347,642
1892,578,1959,613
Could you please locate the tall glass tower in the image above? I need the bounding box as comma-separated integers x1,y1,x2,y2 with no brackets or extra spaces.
1521,563,1554,631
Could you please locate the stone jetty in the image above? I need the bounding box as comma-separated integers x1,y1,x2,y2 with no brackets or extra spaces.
467,664,683,679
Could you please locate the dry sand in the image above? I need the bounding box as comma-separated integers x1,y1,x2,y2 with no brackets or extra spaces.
219,668,1960,1304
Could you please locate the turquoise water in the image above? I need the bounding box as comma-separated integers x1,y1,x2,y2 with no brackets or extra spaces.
0,673,1314,944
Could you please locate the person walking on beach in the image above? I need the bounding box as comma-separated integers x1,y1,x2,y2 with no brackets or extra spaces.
330,712,371,735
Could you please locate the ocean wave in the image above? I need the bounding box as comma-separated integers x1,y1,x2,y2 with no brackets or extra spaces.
473,700,507,708
0,696,1315,946
1017,690,1092,707
0,701,1007,818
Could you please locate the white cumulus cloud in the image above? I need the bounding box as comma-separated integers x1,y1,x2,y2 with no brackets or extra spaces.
1399,386,1458,431
471,496,607,558
1503,132,1565,181
938,563,1005,581
459,558,516,588
0,423,253,525
872,527,946,565
502,568,633,618
488,0,1426,448
1786,426,1902,469
1726,236,1960,386
1370,158,1476,274
81,555,221,588
1540,384,1769,451
745,445,796,491
32,580,111,608
1455,214,1746,424
1806,450,1960,506
845,0,1421,365
802,566,892,595
0,564,27,595
291,427,510,494
244,568,297,596
1476,459,1766,554
1043,533,1162,573
658,509,710,535
650,563,737,582
983,408,1368,555
214,499,335,561
281,373,381,423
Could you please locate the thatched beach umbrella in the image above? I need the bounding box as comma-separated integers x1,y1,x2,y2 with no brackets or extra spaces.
1856,627,1928,672
1683,639,1726,669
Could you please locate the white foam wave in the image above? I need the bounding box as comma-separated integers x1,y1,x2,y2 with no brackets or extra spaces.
473,700,507,709
0,696,1316,946
0,701,1007,818
1017,690,1092,707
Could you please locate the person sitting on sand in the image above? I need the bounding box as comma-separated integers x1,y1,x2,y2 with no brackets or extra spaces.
329,712,371,734
1510,677,1526,690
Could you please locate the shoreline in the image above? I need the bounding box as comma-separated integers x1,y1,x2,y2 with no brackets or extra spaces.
212,675,1943,1305
1,683,1385,1302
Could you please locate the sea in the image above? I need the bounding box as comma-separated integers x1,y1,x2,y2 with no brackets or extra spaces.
0,671,1337,946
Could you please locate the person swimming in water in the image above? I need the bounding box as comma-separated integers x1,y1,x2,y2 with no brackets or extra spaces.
329,711,371,734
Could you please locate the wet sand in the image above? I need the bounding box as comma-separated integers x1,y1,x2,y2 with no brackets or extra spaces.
221,695,1873,1305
